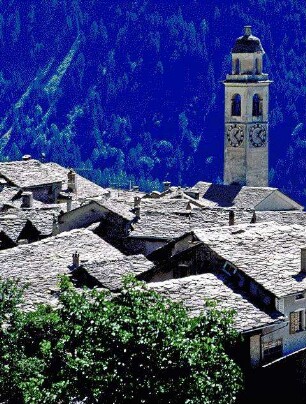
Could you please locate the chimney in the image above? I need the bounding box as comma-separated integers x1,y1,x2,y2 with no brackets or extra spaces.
52,216,59,236
132,185,139,192
251,212,257,224
134,196,141,218
301,248,306,272
68,169,77,193
244,25,252,36
72,251,80,268
67,196,72,212
22,154,31,161
229,210,235,226
163,181,171,192
21,191,33,208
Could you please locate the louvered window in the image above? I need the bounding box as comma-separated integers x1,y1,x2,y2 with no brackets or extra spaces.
290,310,305,334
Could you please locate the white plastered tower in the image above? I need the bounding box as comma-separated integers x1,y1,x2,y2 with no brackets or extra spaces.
224,26,272,187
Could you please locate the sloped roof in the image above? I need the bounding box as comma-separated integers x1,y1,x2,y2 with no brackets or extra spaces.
194,222,306,298
193,182,301,210
0,229,123,309
0,160,63,187
148,273,282,332
129,207,254,239
44,162,107,199
81,255,154,291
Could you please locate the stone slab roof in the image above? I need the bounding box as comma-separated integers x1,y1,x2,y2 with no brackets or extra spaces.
194,222,306,298
193,181,278,209
129,207,254,239
44,163,107,199
148,273,282,332
0,207,60,239
0,229,123,309
93,199,135,221
81,255,154,291
256,211,306,226
0,160,63,187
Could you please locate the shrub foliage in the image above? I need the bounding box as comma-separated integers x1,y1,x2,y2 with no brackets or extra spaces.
0,276,242,403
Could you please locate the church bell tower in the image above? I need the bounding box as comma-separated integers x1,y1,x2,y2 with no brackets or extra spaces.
224,26,272,187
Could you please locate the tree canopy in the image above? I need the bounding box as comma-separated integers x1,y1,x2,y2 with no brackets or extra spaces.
0,276,242,403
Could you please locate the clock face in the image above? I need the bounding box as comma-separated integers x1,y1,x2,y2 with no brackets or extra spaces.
249,124,267,147
226,124,244,147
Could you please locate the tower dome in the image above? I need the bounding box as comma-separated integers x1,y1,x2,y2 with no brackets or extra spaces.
232,26,265,54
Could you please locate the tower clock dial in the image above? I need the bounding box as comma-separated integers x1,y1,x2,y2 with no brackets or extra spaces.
226,124,244,147
249,124,267,147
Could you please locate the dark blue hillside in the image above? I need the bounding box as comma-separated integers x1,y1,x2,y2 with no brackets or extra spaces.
0,0,305,203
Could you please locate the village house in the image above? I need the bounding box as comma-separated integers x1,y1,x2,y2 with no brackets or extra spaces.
0,228,153,310
0,25,305,382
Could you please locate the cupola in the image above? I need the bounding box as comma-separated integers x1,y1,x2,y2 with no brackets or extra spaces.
231,26,265,75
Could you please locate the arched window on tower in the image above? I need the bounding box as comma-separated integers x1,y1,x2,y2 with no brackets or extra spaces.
231,94,241,116
252,94,263,117
234,59,240,74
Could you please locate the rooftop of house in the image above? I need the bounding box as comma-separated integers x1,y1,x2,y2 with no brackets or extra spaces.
193,222,306,298
148,273,282,332
256,210,306,226
129,207,254,240
0,229,124,309
45,162,107,199
80,255,154,291
0,160,63,188
191,181,302,210
0,160,107,201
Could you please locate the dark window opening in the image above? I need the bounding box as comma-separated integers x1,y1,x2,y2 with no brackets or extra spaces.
234,59,240,74
255,58,260,74
252,94,262,117
262,339,283,363
231,94,241,116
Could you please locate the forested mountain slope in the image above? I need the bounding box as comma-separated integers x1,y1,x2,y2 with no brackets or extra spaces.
0,1,305,203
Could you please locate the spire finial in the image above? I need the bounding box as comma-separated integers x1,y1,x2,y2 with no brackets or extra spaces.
244,26,252,36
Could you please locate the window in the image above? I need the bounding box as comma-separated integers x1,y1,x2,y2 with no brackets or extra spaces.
262,339,283,363
295,293,305,301
231,94,241,116
255,58,260,74
234,58,240,74
174,264,190,279
252,94,263,117
290,310,305,334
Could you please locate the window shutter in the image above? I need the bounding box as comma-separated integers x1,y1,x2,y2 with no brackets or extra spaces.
290,312,299,334
276,298,284,313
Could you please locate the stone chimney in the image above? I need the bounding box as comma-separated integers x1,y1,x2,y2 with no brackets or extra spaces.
67,196,72,212
251,212,257,224
244,25,252,36
163,181,171,192
21,191,33,208
134,196,141,218
68,169,77,193
72,251,80,268
229,210,235,226
301,248,306,272
22,154,31,161
52,216,59,236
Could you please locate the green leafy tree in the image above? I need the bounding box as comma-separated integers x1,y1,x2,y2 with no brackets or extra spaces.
0,276,242,403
